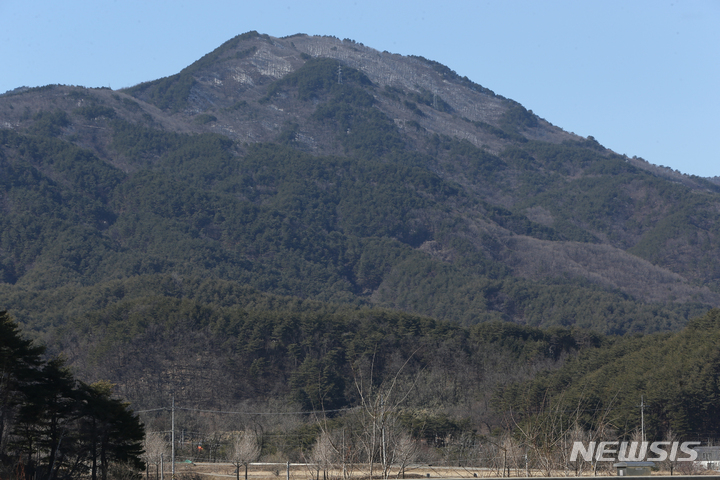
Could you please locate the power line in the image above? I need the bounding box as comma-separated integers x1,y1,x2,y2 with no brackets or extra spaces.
136,407,167,413
137,404,359,416
177,406,359,415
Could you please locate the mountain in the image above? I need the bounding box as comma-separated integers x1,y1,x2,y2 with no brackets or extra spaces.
2,30,720,340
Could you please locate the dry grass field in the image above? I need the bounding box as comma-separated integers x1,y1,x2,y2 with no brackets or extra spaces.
158,462,716,479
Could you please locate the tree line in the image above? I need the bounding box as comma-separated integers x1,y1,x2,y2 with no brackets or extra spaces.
0,311,144,480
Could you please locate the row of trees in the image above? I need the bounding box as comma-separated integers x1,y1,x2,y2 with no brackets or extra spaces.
123,310,720,478
135,390,704,479
0,311,145,480
135,369,425,480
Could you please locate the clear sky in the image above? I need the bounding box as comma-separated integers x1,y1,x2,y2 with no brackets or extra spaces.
2,0,718,177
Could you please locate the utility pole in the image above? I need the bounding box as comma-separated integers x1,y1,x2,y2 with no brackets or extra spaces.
171,396,176,479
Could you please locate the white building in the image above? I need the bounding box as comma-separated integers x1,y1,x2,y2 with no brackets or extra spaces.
694,446,720,471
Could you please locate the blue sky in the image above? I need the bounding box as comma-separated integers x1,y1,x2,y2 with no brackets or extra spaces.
2,0,718,178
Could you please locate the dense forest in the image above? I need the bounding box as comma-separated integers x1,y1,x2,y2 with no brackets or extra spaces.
6,301,720,477
2,31,720,477
496,308,720,442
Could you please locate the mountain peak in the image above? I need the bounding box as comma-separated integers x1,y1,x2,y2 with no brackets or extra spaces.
123,32,577,153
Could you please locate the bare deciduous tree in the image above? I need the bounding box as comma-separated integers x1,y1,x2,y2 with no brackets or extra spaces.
352,351,421,479
661,428,679,475
228,430,261,480
311,430,339,480
391,430,419,479
142,432,168,480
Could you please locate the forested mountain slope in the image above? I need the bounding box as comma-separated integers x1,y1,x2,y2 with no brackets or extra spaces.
2,31,720,340
496,308,720,440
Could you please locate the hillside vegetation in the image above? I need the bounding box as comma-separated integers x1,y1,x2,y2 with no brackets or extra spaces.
1,32,720,472
2,41,720,334
496,308,720,442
